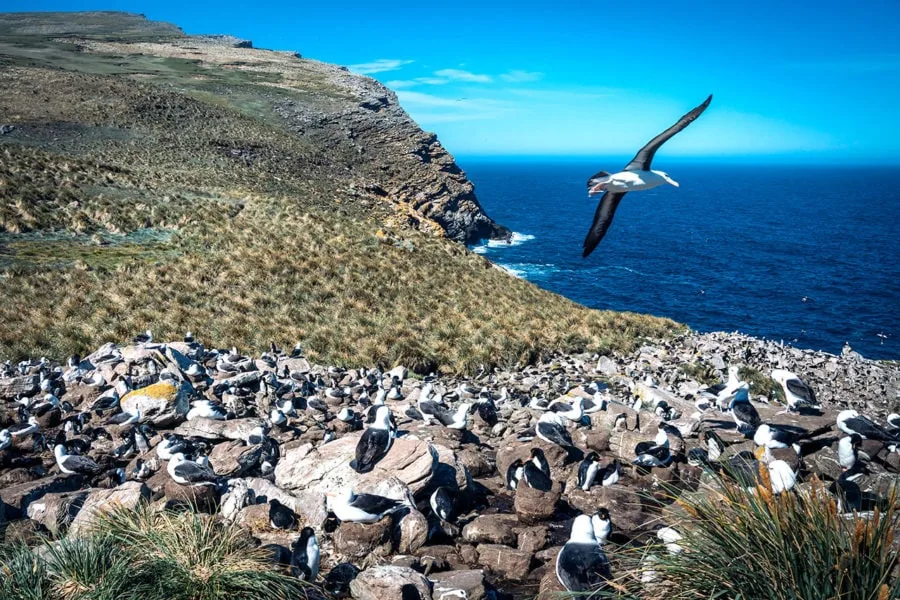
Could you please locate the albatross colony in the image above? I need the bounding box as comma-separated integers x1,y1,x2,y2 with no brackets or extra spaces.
0,330,897,597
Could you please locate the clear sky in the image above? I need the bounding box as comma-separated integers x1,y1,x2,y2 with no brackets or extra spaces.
7,1,900,161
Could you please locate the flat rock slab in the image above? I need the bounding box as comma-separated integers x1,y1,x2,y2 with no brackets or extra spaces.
69,481,150,536
430,569,486,600
274,435,435,526
350,565,432,600
0,474,84,520
476,543,533,579
175,417,265,441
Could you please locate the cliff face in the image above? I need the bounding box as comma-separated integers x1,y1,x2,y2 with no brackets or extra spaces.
273,65,510,243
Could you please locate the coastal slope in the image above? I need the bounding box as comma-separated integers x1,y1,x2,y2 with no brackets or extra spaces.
0,12,679,371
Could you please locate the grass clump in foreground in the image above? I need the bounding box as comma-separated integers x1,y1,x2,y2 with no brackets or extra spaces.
0,505,314,600
626,476,900,600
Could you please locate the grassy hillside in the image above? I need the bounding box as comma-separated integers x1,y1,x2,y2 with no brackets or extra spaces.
0,12,682,372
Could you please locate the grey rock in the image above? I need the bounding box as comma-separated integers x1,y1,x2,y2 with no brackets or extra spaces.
350,565,432,600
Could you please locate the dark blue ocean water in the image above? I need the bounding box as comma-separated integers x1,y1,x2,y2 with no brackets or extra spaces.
462,160,900,360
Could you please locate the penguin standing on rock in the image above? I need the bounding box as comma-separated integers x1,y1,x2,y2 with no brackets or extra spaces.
290,527,320,582
269,499,299,530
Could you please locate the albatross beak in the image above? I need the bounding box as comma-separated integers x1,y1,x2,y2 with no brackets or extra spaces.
588,182,608,196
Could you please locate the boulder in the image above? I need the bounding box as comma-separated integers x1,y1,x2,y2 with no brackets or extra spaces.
515,525,548,553
397,509,429,553
235,503,274,534
496,439,571,484
175,417,265,441
163,480,219,512
69,482,150,536
536,567,567,599
26,490,89,535
462,514,519,546
476,544,533,579
0,474,84,519
335,517,394,560
429,569,486,600
244,478,306,515
350,565,432,600
121,380,191,426
514,485,560,524
274,435,432,526
208,440,262,476
0,374,39,399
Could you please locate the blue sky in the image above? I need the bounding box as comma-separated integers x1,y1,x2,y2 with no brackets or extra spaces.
8,1,900,161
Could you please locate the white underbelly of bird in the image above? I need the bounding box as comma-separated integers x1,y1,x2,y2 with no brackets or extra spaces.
592,170,675,194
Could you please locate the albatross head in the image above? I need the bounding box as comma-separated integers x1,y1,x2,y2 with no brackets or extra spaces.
652,170,679,187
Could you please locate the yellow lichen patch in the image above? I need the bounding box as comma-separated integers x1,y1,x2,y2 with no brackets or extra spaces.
123,380,177,403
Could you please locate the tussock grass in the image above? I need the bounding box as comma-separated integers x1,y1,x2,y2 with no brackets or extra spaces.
0,506,313,600
0,26,683,372
631,478,900,600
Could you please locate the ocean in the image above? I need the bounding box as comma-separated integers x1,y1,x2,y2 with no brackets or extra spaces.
463,160,900,360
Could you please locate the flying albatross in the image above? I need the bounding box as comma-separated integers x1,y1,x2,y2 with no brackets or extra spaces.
582,94,713,257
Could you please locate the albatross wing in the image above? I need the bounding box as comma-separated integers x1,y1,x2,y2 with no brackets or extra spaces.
582,192,626,258
624,94,712,172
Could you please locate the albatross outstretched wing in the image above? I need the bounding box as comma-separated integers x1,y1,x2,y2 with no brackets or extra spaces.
623,94,713,172
582,191,626,258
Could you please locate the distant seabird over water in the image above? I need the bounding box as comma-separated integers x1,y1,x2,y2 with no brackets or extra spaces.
582,94,712,257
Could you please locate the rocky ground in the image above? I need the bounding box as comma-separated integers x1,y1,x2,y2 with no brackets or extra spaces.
1,331,898,599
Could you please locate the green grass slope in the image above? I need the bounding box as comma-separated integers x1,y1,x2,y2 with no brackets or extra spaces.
0,12,682,372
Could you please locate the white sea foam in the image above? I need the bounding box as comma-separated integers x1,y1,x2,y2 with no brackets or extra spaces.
470,231,535,254
487,232,535,248
497,262,557,279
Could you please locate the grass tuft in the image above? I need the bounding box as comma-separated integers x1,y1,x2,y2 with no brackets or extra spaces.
0,505,314,600
635,479,900,600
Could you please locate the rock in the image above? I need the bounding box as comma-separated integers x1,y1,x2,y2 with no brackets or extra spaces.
243,478,305,515
335,517,394,560
496,440,570,484
578,429,611,453
26,490,89,535
69,482,150,536
462,514,519,546
476,544,533,579
0,374,39,399
274,435,430,526
120,380,191,426
235,503,274,533
397,509,429,553
514,485,560,524
455,448,494,478
595,356,618,376
3,518,44,544
208,440,262,476
430,569,486,600
163,480,219,512
174,417,266,441
350,565,432,600
536,567,566,599
515,525,548,553
0,474,84,520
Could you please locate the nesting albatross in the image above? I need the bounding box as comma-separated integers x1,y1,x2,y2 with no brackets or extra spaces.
582,94,712,257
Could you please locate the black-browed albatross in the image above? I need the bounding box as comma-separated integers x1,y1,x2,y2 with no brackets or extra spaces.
582,94,712,257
